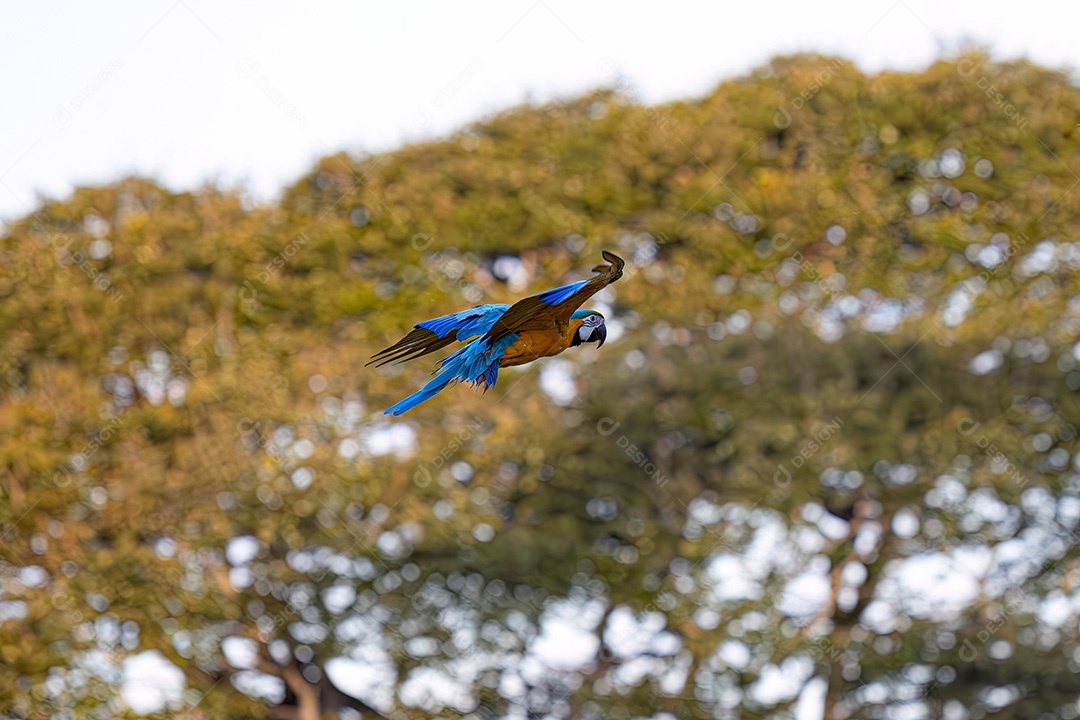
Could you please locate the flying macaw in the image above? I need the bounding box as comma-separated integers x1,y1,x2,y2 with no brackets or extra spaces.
369,251,625,416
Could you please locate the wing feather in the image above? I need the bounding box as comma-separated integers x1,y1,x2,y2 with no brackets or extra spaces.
482,251,624,344
367,304,509,367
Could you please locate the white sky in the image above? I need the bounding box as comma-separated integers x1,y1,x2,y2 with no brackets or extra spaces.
1,0,1077,221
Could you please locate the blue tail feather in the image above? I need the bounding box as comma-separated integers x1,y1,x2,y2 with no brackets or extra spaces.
383,370,456,416
482,363,498,389
383,333,517,416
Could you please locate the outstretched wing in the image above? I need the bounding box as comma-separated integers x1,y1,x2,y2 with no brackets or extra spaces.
367,303,509,367
482,251,624,344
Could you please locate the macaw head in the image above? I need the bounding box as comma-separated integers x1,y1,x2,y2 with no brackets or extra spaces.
570,309,607,348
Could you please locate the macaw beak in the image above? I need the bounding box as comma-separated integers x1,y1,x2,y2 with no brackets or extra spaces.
595,324,607,348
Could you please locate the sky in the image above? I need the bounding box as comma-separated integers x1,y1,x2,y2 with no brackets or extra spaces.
1,1,1077,222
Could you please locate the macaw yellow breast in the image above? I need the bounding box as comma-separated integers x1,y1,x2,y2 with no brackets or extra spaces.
499,319,585,368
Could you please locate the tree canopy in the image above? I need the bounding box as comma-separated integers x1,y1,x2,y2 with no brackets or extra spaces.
3,52,1080,720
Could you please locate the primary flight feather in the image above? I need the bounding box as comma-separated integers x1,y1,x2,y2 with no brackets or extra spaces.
370,251,625,416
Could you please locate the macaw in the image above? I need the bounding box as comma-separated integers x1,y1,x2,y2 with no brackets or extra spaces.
370,251,625,416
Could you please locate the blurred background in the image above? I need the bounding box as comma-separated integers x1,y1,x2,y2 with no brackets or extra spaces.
3,2,1080,719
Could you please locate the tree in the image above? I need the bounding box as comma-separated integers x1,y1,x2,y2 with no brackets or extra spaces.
2,52,1080,719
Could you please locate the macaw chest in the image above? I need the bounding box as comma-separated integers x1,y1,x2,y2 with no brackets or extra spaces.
499,327,574,367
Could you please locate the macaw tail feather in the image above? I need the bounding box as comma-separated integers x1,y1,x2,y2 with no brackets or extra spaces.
383,370,456,416
466,363,499,393
383,338,506,416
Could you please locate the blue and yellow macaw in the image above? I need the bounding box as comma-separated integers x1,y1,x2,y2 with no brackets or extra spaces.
370,251,625,415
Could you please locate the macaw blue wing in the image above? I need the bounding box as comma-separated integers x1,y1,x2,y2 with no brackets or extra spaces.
483,251,624,343
534,279,591,306
417,304,509,339
367,303,509,367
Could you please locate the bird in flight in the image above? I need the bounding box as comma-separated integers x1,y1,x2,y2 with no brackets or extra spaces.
370,251,625,416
